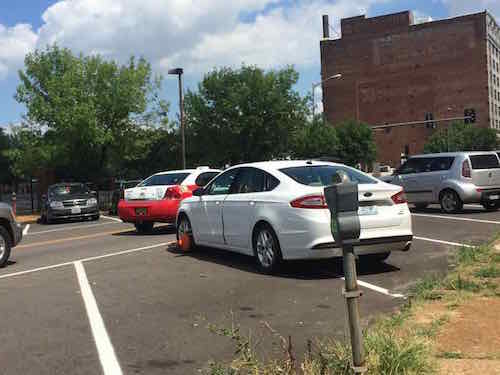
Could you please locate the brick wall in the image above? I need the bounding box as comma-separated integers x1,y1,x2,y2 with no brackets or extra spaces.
320,11,489,166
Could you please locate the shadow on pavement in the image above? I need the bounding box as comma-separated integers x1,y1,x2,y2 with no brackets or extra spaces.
167,243,400,280
112,225,176,236
410,207,485,215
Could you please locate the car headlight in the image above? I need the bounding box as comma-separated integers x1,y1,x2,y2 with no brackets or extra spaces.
87,198,98,206
50,201,64,209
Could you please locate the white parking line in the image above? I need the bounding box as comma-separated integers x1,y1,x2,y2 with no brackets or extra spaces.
74,261,123,375
100,215,122,223
412,213,500,225
414,236,474,248
22,224,30,236
27,221,120,236
0,241,174,280
341,277,405,298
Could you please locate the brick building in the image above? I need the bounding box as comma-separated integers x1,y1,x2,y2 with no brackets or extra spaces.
320,10,500,166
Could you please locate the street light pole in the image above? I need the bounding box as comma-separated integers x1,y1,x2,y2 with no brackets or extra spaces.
312,73,342,119
169,68,186,169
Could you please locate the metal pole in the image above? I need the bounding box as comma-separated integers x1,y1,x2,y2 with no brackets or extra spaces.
178,73,186,169
30,177,34,214
11,192,16,216
342,244,366,373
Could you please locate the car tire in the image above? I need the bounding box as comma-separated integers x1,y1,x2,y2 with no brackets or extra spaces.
0,225,12,268
414,203,428,210
92,214,100,221
360,252,391,263
176,215,196,252
439,190,463,214
135,222,154,234
252,223,282,274
482,201,500,211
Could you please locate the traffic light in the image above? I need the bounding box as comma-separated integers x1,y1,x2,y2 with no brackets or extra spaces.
464,108,476,124
425,112,435,128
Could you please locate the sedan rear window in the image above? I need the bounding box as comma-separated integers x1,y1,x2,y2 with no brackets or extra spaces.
469,154,500,170
280,165,377,186
138,173,190,186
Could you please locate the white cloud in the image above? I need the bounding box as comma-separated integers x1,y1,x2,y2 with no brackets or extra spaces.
0,0,390,81
0,23,37,79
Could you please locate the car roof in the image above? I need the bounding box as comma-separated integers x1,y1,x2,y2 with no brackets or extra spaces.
224,160,343,174
409,151,499,158
154,168,220,175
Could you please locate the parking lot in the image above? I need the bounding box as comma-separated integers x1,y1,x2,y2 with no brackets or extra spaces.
1,207,499,375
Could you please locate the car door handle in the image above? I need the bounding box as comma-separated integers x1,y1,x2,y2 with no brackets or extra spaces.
215,201,221,205
249,201,255,206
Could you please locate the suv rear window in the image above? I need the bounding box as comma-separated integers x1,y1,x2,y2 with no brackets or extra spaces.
469,154,500,170
280,165,377,186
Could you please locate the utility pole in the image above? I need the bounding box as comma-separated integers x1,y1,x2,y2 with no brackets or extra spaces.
168,68,186,169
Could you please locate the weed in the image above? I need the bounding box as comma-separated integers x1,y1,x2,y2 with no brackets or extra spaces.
456,245,488,266
444,274,480,292
410,276,443,300
438,351,463,359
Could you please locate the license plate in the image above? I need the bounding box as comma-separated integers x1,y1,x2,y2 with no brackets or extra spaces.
71,207,81,214
490,195,500,200
135,208,147,216
358,206,377,216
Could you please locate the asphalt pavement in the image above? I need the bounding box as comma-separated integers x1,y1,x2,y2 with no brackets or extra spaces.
0,207,499,375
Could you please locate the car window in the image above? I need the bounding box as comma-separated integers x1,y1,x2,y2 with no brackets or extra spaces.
49,184,89,196
430,157,455,172
230,168,263,194
205,169,239,195
195,172,219,187
264,172,280,191
397,158,428,174
138,173,190,187
469,154,500,169
280,165,377,186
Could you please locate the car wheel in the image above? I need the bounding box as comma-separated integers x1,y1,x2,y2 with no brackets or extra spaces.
176,215,196,252
360,252,391,263
135,222,154,234
414,203,428,210
482,201,500,211
440,190,463,213
252,223,282,274
0,226,12,268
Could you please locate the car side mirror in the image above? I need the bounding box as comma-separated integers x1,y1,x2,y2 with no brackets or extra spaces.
193,188,204,197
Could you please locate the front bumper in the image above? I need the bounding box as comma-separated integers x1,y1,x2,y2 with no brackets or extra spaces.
48,206,99,220
118,199,180,224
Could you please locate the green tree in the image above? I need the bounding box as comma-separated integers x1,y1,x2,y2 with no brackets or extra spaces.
0,128,12,184
424,122,499,153
335,119,376,166
184,65,309,166
15,44,166,181
291,115,339,159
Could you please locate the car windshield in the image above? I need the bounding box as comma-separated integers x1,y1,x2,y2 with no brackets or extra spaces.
138,173,190,187
280,165,378,186
469,154,500,170
50,184,89,196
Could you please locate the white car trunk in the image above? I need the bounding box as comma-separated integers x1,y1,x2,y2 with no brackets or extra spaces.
124,185,174,201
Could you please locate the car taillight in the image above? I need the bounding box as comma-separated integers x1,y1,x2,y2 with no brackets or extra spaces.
290,195,328,209
164,185,188,200
462,160,471,178
391,190,407,204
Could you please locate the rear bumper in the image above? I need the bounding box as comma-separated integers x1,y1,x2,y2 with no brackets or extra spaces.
118,199,179,223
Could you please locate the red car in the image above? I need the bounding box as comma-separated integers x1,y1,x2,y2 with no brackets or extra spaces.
118,167,221,233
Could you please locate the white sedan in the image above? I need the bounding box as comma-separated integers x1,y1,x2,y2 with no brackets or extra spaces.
177,160,413,273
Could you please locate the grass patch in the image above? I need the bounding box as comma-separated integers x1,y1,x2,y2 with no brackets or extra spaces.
437,351,463,359
475,265,500,278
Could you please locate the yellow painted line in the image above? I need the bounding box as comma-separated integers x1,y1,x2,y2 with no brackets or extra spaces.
17,229,134,249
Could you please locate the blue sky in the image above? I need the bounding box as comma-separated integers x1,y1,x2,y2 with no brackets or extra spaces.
0,0,498,128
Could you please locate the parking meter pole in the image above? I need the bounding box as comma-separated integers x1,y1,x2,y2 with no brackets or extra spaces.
342,244,365,372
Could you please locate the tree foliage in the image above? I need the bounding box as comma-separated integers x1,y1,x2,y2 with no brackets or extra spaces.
290,115,338,159
184,65,310,166
424,122,499,153
334,119,376,166
15,44,168,181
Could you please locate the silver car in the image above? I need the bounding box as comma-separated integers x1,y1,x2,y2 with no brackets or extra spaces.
388,152,500,213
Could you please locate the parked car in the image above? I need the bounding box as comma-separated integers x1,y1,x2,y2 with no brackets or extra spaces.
41,183,100,224
177,160,413,273
109,180,142,215
389,152,500,213
0,202,23,267
118,167,221,233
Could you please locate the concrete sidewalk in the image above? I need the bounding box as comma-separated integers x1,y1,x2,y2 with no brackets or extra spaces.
15,214,40,224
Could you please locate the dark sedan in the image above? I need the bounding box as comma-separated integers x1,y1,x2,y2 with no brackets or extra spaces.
41,183,100,224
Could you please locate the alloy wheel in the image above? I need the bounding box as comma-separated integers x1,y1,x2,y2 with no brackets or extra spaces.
256,229,275,268
0,234,5,260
